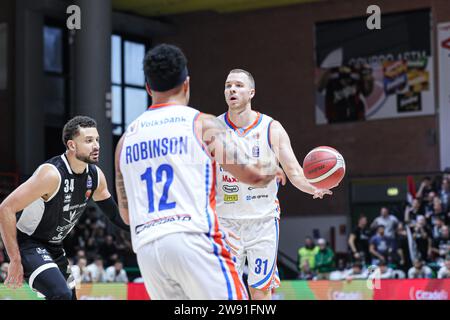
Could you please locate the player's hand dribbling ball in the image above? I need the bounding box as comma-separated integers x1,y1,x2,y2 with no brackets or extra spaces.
303,146,345,189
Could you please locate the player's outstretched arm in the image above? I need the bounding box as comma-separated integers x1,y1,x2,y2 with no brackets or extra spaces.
114,135,130,225
197,113,285,187
0,165,60,289
93,167,129,231
269,120,331,199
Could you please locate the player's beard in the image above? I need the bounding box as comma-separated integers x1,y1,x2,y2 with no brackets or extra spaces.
75,151,99,164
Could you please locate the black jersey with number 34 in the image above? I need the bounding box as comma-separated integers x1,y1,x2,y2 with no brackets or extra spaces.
16,153,99,245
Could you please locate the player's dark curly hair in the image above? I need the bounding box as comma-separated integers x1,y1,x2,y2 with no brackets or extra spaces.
143,44,188,92
62,116,97,147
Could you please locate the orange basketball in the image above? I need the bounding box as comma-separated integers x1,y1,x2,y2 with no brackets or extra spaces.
302,146,345,189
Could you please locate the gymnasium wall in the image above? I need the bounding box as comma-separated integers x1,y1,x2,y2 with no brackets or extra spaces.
154,0,450,216
0,0,15,173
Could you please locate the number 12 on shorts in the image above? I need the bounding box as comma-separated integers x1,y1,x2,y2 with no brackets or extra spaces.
141,164,176,213
255,258,268,275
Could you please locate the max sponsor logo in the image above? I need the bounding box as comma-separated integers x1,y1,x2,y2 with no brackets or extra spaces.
64,194,72,204
222,185,239,193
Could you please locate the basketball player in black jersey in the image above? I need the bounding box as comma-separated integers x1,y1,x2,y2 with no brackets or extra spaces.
0,116,128,300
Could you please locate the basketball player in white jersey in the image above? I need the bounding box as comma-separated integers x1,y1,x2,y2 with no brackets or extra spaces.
114,44,284,300
216,69,333,300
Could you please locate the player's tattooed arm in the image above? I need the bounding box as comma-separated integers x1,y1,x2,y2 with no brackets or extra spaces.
114,135,130,225
197,113,285,187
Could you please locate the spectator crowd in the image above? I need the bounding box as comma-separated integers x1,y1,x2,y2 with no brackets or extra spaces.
1,205,137,284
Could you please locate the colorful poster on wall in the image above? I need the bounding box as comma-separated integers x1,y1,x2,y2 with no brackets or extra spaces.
314,9,435,124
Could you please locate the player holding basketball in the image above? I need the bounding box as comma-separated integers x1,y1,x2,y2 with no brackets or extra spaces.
114,44,284,300
0,116,128,299
216,69,333,300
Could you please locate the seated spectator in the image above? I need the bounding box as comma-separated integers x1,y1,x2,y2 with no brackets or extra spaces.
348,215,371,265
431,225,450,263
105,261,128,283
298,260,315,280
408,260,433,279
437,256,450,279
412,215,432,262
342,262,368,280
297,237,319,272
369,225,391,265
404,198,423,225
370,207,398,239
71,257,92,285
378,261,394,279
314,238,335,280
86,256,107,283
0,262,9,283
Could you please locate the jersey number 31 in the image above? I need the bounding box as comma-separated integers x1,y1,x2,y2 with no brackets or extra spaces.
141,164,176,213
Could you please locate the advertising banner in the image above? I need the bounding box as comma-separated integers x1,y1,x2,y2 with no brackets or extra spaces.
314,9,435,124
